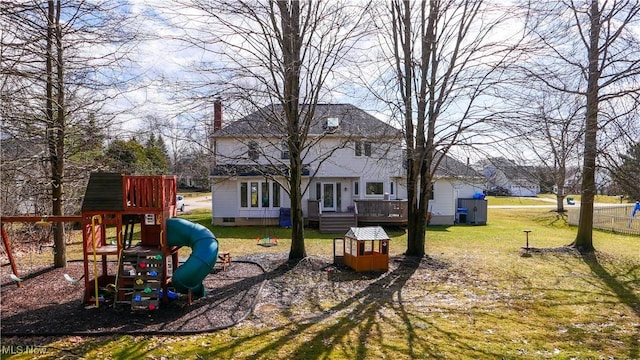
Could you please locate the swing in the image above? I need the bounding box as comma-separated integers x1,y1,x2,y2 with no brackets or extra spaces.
63,273,84,284
256,236,278,247
257,207,278,247
4,220,53,285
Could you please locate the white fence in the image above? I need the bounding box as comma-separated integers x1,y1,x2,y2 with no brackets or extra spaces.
568,204,640,236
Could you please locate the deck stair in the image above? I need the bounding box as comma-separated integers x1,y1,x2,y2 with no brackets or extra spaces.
319,213,357,234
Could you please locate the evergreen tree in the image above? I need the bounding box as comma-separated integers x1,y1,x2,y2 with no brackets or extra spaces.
145,134,170,174
612,142,640,200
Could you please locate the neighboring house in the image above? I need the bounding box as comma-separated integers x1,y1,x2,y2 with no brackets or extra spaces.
174,154,211,191
478,157,541,197
425,153,485,225
210,103,484,230
551,166,582,196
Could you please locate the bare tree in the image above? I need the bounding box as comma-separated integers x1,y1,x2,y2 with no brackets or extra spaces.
1,1,137,266
499,89,585,212
373,0,520,257
176,1,373,260
520,0,640,251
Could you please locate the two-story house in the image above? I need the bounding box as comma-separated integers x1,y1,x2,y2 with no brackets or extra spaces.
210,102,484,232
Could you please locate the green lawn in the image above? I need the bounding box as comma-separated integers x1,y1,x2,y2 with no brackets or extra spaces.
3,208,639,359
537,193,632,204
484,195,555,206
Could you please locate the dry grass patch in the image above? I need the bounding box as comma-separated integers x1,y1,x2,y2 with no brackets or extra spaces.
2,208,639,359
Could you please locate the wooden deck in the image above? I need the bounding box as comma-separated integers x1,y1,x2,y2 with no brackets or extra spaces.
307,199,408,233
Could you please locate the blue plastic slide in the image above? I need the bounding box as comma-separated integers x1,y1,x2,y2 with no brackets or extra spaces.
166,218,219,297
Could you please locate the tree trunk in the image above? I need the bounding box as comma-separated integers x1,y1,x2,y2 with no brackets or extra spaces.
556,194,565,213
555,167,566,212
45,0,66,267
570,0,600,252
288,153,307,260
277,1,306,261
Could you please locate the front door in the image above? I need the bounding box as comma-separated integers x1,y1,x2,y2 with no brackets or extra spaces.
322,183,336,212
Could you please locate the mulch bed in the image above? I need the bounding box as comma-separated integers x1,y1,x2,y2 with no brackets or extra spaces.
0,258,266,336
1,252,451,337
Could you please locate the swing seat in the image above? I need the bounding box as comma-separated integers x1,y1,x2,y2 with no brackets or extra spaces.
63,273,84,284
256,237,278,247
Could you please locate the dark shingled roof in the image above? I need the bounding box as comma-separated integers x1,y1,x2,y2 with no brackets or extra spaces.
214,103,401,139
81,173,124,211
211,164,311,177
434,152,481,178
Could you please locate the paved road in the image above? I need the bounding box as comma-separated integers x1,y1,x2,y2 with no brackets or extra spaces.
179,195,628,212
488,197,627,209
180,195,211,212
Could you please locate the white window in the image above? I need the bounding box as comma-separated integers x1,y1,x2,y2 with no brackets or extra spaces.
365,182,384,195
240,181,281,208
280,141,289,160
354,141,372,157
247,141,259,160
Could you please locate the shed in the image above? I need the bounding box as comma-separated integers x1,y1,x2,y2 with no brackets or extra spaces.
341,226,390,272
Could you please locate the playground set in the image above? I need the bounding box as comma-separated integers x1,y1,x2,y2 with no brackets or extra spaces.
1,173,222,311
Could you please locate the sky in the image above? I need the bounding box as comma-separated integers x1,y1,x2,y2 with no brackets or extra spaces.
90,0,638,165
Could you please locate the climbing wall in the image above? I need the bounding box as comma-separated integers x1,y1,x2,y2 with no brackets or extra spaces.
118,248,165,311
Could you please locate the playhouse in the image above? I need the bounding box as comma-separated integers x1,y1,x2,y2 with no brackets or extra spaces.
337,226,390,272
79,173,219,310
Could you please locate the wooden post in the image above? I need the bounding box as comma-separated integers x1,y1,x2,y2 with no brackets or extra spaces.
1,224,22,287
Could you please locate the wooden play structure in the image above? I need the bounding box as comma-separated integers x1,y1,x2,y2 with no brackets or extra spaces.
1,173,225,311
335,226,390,272
80,173,180,309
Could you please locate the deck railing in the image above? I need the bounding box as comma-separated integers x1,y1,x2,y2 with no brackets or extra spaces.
307,199,407,225
308,199,320,218
354,199,408,220
123,175,177,211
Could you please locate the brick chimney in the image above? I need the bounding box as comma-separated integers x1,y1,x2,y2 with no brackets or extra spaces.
213,98,222,131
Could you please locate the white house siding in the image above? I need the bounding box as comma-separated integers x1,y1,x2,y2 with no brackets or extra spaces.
306,137,404,212
211,176,307,226
428,180,455,225
210,105,483,227
397,177,483,226
454,178,485,198
309,177,355,212
310,138,404,179
509,184,539,197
